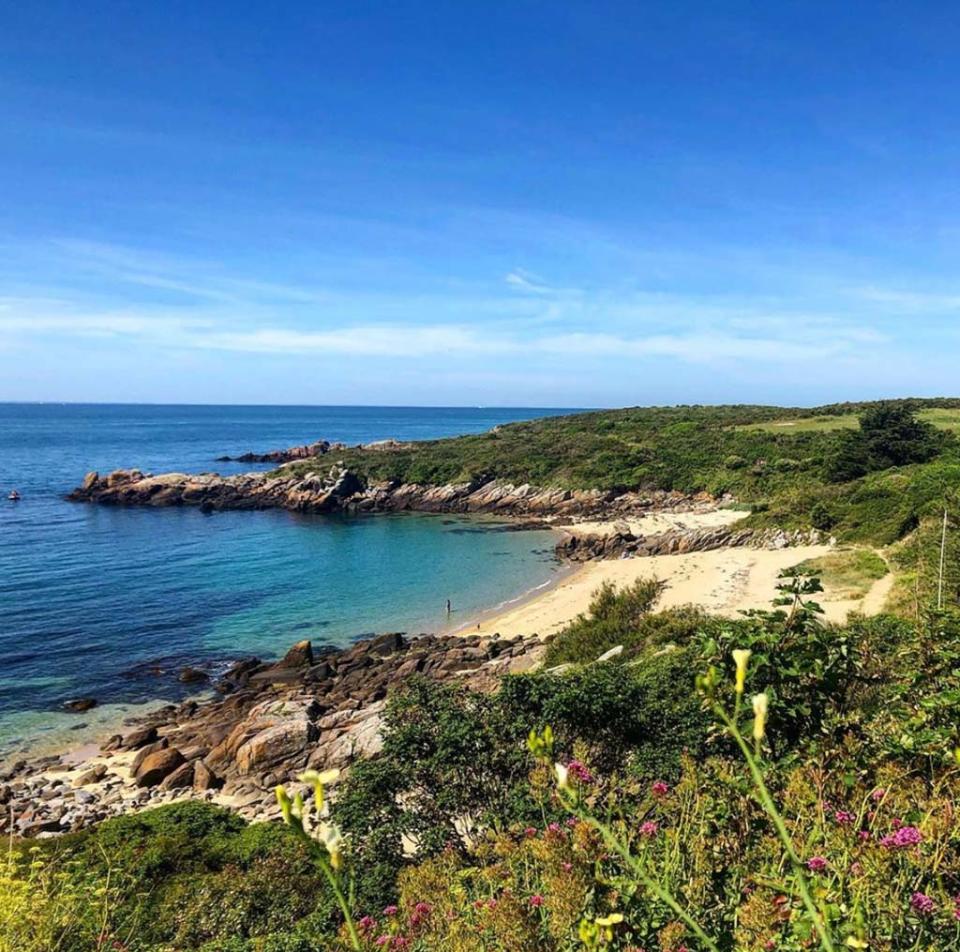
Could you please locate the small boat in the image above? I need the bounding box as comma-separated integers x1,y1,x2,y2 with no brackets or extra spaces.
7,490,20,501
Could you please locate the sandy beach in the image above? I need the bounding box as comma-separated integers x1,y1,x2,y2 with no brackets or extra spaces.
461,542,893,640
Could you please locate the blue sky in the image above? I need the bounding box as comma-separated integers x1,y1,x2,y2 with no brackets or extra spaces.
2,1,960,407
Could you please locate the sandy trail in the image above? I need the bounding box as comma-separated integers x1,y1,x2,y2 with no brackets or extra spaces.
462,544,892,640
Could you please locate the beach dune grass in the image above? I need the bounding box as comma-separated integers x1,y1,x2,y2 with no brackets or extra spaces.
790,548,889,600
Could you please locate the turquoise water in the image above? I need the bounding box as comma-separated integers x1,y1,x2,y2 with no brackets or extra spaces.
0,405,571,756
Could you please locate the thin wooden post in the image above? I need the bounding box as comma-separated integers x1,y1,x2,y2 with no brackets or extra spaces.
937,507,948,611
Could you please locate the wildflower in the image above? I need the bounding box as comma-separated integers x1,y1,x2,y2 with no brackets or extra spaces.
554,762,570,791
299,767,341,811
639,820,659,837
414,902,433,916
527,725,554,760
547,822,563,834
834,809,855,825
594,912,624,941
566,816,578,827
392,940,410,951
732,648,751,694
752,692,768,741
275,785,295,825
871,787,886,802
566,760,594,783
524,826,537,837
845,940,869,949
529,894,544,907
850,862,862,875
880,826,922,849
806,856,828,873
562,861,573,871
357,916,376,935
953,894,960,921
317,821,344,869
910,891,935,916
375,938,391,948
383,905,398,917
858,830,871,841
651,779,669,797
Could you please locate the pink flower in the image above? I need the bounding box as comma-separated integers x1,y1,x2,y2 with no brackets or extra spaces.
806,856,828,873
486,899,498,910
566,816,578,827
562,862,573,872
414,902,432,916
953,895,960,921
529,894,544,907
871,788,886,802
392,939,410,951
566,760,594,783
547,822,563,834
357,916,377,935
850,862,862,875
910,892,935,916
651,780,670,797
375,938,391,948
858,830,871,841
834,809,855,825
524,826,537,838
383,905,398,917
639,820,659,837
880,826,922,850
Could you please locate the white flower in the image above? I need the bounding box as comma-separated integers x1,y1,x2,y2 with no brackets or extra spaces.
318,821,344,869
752,693,769,741
554,762,570,791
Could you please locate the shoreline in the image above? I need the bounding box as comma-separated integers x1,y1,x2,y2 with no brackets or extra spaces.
461,542,895,640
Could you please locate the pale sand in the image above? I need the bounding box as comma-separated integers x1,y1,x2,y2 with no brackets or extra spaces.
463,544,892,640
560,507,748,538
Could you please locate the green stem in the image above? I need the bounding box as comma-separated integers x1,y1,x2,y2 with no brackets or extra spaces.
570,800,720,952
297,830,361,950
715,706,836,952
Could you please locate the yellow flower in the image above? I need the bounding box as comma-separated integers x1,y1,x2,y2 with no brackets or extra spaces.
594,912,624,941
732,649,751,694
752,692,768,741
300,767,341,811
275,785,293,825
845,938,869,949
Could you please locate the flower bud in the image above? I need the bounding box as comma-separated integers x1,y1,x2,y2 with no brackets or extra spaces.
732,649,751,695
752,692,768,741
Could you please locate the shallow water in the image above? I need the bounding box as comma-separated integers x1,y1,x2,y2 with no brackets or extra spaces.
0,404,571,756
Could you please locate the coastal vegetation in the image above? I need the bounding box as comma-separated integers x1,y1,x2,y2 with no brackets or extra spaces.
5,567,960,951
6,399,960,950
274,400,960,572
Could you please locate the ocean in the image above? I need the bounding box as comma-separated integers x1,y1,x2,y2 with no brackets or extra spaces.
0,404,571,757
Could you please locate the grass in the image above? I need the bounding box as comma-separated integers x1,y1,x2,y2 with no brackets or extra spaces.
790,548,889,600
736,406,960,434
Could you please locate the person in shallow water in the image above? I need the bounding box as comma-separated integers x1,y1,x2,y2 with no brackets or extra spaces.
446,598,452,613
7,490,20,501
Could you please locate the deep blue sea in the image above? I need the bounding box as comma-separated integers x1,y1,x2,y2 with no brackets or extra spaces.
0,404,571,757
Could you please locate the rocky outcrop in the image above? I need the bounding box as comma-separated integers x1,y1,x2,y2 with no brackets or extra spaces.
216,440,339,464
0,630,545,837
69,466,720,521
555,525,824,561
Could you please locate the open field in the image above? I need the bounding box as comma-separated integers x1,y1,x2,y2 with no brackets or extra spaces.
734,406,960,434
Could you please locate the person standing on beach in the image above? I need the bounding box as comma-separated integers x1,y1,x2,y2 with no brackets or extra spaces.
446,598,452,614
